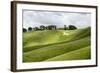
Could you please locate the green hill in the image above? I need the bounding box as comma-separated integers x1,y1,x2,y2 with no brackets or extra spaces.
23,27,91,62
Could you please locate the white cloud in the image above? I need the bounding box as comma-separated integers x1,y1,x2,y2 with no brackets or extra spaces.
23,10,91,29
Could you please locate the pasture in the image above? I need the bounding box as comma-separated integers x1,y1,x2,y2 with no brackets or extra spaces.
23,27,91,62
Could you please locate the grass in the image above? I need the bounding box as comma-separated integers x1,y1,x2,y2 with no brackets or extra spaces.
23,27,91,62
45,46,91,61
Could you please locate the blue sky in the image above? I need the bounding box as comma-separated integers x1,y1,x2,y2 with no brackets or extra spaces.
23,10,91,29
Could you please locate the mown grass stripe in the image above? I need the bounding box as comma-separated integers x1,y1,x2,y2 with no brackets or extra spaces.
44,46,91,61
23,37,90,62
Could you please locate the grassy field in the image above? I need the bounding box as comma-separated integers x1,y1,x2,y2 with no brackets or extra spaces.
23,27,91,62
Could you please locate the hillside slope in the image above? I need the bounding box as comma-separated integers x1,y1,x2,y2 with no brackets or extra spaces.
23,27,91,62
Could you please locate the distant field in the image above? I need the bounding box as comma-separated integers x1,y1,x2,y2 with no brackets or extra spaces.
23,27,91,62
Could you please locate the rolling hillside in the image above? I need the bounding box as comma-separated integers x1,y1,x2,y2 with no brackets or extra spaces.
23,27,91,62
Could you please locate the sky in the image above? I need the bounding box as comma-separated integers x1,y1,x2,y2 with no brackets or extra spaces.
23,10,91,29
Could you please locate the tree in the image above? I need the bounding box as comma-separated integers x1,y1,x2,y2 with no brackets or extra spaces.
47,25,57,30
45,26,48,30
28,27,32,31
34,27,39,31
64,25,68,30
40,25,45,30
68,25,77,30
23,28,27,32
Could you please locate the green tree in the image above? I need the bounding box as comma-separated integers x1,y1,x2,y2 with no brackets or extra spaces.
64,25,68,30
40,25,45,30
47,25,57,30
28,27,32,31
23,28,27,32
68,25,77,30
